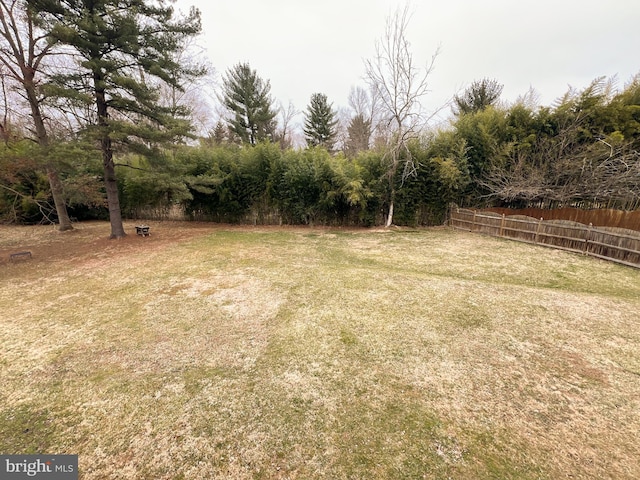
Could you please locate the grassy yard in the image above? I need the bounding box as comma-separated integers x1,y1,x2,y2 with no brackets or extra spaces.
0,222,639,479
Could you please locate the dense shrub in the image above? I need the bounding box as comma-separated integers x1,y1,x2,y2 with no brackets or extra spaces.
3,139,465,227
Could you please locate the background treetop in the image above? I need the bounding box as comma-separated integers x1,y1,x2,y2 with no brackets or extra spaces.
303,92,338,150
220,62,277,146
453,78,504,116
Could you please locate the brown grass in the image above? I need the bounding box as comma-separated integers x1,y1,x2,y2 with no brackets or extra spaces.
1,221,639,479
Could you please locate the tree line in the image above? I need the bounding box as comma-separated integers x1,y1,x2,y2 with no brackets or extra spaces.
1,1,639,234
114,142,462,227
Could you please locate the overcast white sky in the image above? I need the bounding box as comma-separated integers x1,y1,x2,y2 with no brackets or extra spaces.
173,0,640,125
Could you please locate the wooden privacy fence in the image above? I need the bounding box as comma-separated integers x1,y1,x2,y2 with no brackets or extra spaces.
450,208,640,269
484,207,640,231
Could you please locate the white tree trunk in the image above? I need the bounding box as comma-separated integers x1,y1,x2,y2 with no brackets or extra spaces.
385,200,394,227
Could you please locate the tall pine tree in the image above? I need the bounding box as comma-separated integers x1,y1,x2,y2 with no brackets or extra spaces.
303,93,338,150
30,0,202,238
221,63,277,145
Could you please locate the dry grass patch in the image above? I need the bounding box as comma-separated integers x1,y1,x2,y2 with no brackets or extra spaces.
0,222,639,478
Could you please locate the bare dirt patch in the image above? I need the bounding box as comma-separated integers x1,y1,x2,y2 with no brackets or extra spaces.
0,221,212,268
0,221,370,271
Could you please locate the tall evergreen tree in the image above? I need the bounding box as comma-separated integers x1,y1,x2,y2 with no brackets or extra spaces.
221,63,277,145
303,93,338,149
210,121,228,145
345,114,372,156
30,0,202,238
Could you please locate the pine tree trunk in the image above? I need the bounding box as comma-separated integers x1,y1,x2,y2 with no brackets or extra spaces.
103,152,126,239
96,85,126,239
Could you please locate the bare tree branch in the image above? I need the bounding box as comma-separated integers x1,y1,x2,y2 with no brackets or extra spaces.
364,4,439,226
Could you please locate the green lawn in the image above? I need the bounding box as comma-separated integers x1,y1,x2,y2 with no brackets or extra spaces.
1,222,639,479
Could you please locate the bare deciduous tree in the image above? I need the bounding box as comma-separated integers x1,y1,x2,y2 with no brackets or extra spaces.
348,85,372,120
154,36,214,138
0,0,73,230
481,129,640,210
364,4,439,226
276,100,299,150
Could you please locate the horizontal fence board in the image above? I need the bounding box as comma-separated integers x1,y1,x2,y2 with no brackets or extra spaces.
450,208,640,269
537,232,587,242
531,242,585,255
484,206,640,230
502,217,540,225
587,252,640,269
502,228,537,236
540,224,589,232
587,240,640,254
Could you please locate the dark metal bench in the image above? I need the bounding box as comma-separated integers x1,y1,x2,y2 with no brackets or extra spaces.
135,225,150,236
9,251,32,262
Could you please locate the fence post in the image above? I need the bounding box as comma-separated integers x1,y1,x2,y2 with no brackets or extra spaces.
583,223,593,255
534,217,543,244
472,210,477,232
499,214,506,237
